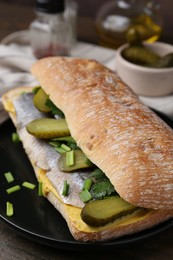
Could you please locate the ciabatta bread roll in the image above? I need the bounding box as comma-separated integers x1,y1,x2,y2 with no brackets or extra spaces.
2,57,173,242
31,57,173,210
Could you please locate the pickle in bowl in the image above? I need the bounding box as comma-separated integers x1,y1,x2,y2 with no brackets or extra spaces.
116,41,173,96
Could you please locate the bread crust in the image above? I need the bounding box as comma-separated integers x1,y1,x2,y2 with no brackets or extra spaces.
2,86,173,242
31,57,173,210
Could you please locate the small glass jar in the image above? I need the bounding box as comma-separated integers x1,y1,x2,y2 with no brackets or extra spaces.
30,0,76,59
96,0,163,49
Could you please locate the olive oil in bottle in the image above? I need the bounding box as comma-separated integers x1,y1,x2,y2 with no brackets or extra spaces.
96,0,163,49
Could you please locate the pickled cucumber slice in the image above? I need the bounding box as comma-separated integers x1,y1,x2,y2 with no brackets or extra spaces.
58,150,94,172
26,118,70,139
33,88,51,113
151,53,173,68
81,196,137,227
122,46,160,66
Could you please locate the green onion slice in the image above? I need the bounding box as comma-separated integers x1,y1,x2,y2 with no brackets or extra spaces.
4,172,14,183
61,143,71,152
83,178,92,191
12,132,20,143
6,202,14,217
62,180,70,196
22,182,36,190
6,185,21,194
49,141,60,147
55,147,66,154
66,150,75,166
38,182,43,196
79,189,92,203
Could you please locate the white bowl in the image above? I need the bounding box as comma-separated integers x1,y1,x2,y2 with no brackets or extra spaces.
116,42,173,96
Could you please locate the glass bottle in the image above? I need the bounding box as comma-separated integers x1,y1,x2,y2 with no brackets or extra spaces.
30,0,73,59
96,0,163,49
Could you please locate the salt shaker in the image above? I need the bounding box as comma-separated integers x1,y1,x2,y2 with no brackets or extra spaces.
30,0,72,59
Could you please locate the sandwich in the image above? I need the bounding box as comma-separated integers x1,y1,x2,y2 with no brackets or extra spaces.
2,57,173,242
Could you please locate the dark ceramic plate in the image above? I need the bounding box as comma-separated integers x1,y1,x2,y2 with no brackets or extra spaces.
0,113,173,251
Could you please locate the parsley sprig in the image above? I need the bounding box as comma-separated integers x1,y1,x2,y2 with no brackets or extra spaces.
89,169,117,200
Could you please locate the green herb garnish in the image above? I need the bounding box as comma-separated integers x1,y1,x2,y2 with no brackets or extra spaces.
12,132,20,143
22,182,36,190
83,178,92,191
66,150,75,166
55,147,66,154
79,189,92,203
38,182,43,196
90,180,116,200
6,185,21,195
6,202,14,217
4,172,14,183
87,168,117,200
49,136,79,152
61,143,71,152
62,180,70,196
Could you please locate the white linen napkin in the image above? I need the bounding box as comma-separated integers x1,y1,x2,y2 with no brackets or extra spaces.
0,43,38,114
0,44,37,97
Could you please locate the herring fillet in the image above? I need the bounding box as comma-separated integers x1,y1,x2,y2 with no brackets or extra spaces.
13,92,90,207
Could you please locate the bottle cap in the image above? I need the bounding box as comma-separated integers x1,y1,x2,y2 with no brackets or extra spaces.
36,0,65,14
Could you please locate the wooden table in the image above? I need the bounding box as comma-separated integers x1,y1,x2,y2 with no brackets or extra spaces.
0,2,173,260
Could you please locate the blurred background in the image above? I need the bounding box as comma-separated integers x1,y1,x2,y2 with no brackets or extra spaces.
0,0,172,46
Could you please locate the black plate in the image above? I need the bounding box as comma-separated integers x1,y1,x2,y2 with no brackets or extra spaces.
0,113,173,251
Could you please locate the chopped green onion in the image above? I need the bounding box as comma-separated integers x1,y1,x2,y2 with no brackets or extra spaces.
6,202,14,217
49,141,58,147
38,182,43,196
12,132,20,143
61,143,71,152
49,141,60,147
66,150,75,166
6,185,21,194
22,182,36,190
83,178,92,191
79,189,92,203
4,172,14,183
55,147,66,154
62,180,70,196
